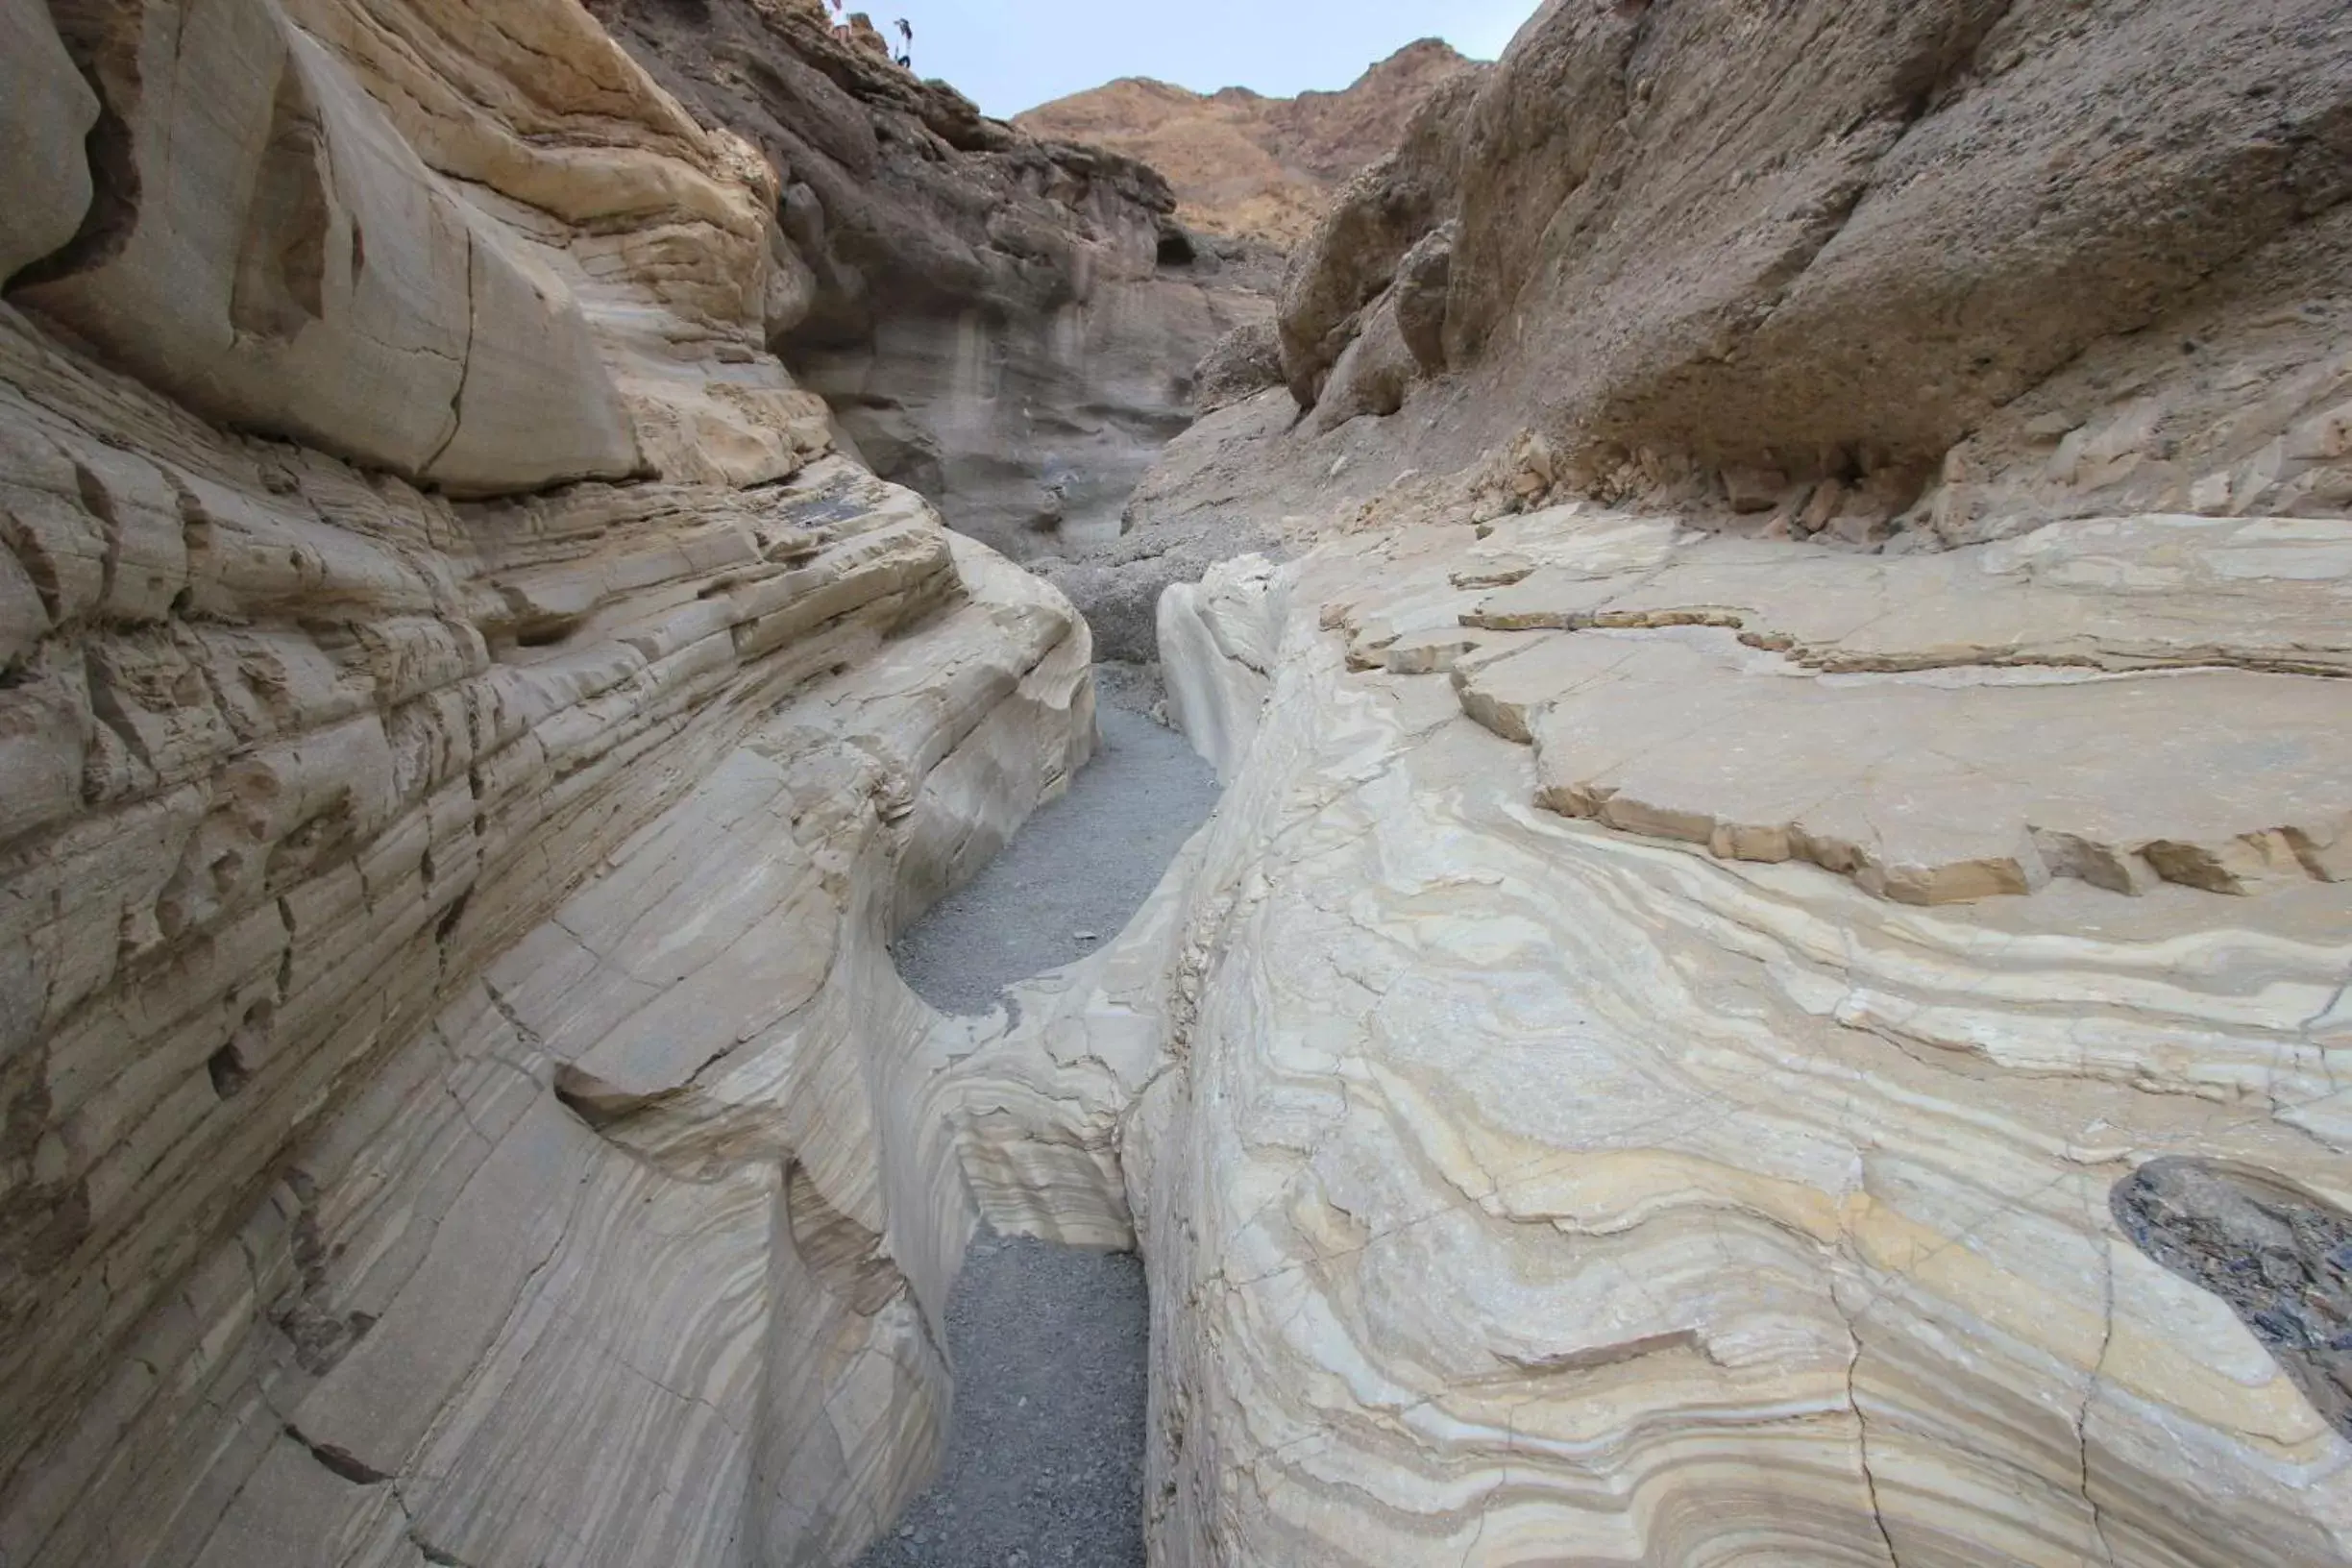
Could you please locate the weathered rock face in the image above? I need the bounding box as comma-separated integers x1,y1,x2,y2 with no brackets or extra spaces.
1139,0,2352,545
585,0,1273,560
12,0,836,495
11,0,2352,1563
1066,2,2352,1563
1016,40,1487,249
1188,318,1286,417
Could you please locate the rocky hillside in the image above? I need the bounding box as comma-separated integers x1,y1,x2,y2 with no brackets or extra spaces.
1017,39,1485,247
1140,0,2352,546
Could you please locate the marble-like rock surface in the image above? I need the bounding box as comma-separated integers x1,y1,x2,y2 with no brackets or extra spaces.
9,2,2352,1566
0,278,1100,1559
1115,497,2352,1564
0,86,1109,1535
0,2,1204,1560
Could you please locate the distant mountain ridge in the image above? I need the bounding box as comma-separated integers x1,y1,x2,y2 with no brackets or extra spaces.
1015,39,1486,248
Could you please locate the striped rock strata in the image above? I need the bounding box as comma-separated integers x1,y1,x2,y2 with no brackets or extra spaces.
0,294,1102,1559
0,0,1120,1559
1126,507,2352,1564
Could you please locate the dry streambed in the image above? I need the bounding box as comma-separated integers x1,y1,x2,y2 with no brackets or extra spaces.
867,673,1220,1566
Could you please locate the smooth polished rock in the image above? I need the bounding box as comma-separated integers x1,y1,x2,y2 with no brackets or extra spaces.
0,0,98,284
1132,501,2352,1566
1431,509,2352,904
0,265,1097,1561
15,0,638,492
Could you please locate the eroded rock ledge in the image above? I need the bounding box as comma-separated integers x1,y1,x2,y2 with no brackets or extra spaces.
0,304,1100,1558
7,0,2352,1562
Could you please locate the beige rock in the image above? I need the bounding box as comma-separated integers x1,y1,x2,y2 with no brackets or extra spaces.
1723,463,1791,513
1160,554,1282,781
0,254,1099,1560
594,0,1274,558
1138,501,2352,1566
11,4,2352,1568
0,0,98,283
1309,289,1419,433
17,0,646,494
1276,71,1482,409
1121,0,2352,548
1016,41,1486,249
1191,318,1286,415
1435,510,2352,902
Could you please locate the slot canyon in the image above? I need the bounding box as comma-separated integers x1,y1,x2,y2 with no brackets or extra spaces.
1,0,2350,1564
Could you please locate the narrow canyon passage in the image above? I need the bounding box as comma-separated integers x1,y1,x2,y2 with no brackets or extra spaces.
868,670,1220,1567
854,1235,1150,1568
892,674,1222,1016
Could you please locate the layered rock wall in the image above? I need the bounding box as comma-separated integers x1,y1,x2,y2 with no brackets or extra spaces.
0,0,1118,1561
1126,509,2352,1565
1092,3,2352,1563
587,0,1273,559
9,0,2352,1564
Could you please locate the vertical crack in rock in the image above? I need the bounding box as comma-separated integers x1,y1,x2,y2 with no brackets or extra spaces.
2078,1189,2119,1567
1845,1329,1902,1568
1454,1405,1513,1568
419,227,480,478
2111,1159,2352,1442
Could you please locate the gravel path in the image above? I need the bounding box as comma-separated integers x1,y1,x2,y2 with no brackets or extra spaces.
862,667,1215,1568
891,667,1218,1017
854,1234,1150,1568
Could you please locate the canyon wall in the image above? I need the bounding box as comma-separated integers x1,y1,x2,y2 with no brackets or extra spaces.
1138,0,2352,545
1097,0,2352,1562
1134,514,2352,1565
584,0,1272,561
5,0,2351,1564
0,0,1108,1561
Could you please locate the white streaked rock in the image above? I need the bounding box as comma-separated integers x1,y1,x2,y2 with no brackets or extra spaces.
1134,505,2352,1566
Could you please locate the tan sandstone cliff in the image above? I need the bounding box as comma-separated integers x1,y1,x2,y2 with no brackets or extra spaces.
1017,39,1486,249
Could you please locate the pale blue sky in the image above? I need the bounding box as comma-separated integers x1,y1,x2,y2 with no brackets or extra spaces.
871,2,1542,119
